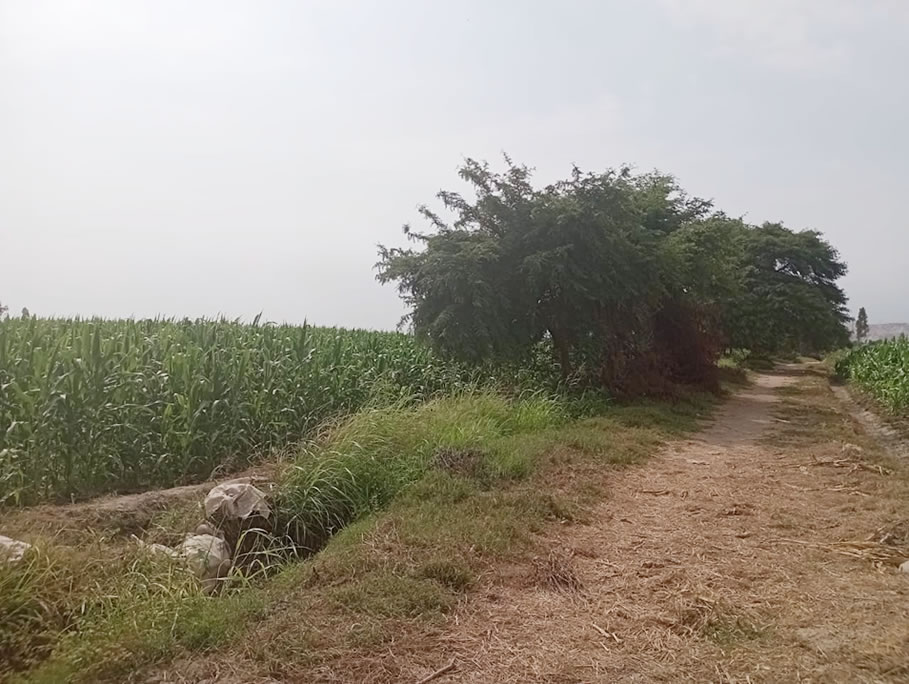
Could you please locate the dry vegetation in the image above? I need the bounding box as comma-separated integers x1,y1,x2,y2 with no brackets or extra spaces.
2,387,712,682
140,364,908,684
6,363,908,682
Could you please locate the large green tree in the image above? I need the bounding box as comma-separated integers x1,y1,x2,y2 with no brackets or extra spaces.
378,159,695,387
855,307,869,342
378,158,851,393
725,223,850,354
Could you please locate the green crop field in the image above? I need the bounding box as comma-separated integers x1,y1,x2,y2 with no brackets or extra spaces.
835,337,909,414
0,317,522,505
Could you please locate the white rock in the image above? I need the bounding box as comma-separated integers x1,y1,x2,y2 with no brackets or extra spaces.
178,533,232,593
204,482,271,523
194,522,220,537
0,534,32,564
899,560,909,574
141,541,179,559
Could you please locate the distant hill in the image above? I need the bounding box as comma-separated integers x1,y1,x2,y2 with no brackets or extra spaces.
866,323,909,341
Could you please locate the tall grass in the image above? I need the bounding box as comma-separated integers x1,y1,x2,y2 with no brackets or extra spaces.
0,317,549,505
8,391,569,682
275,392,565,550
835,337,909,414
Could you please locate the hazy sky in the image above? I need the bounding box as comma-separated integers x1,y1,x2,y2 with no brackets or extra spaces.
2,1,907,329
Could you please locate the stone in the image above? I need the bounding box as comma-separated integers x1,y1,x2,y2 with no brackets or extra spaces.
178,533,232,593
899,560,909,574
204,482,271,524
194,522,220,537
0,534,32,564
140,541,179,558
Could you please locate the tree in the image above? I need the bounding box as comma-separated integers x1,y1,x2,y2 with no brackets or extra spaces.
378,157,851,393
724,223,850,355
0,300,7,318
20,307,30,320
855,307,869,342
378,157,719,392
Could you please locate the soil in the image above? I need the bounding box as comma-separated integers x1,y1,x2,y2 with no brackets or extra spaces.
1,465,276,541
390,367,909,683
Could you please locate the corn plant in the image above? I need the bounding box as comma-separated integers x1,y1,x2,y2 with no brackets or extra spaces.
0,317,542,505
835,336,909,414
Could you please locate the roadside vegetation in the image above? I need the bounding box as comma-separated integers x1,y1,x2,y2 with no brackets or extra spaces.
1,160,851,507
0,319,554,505
834,337,909,415
1,156,855,680
378,159,850,395
3,389,710,682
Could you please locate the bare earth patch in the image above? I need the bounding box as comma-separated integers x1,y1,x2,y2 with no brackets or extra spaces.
2,466,275,542
388,368,909,683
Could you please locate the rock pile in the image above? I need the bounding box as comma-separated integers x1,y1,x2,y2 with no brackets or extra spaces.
138,480,273,593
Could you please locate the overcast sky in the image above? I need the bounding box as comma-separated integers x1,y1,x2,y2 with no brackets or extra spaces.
2,0,907,329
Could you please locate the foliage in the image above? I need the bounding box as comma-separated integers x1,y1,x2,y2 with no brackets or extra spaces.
855,307,869,342
725,223,851,354
274,392,565,552
0,317,550,505
378,157,850,392
835,337,909,414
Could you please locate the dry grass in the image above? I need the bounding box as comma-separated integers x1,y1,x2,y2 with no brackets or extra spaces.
14,365,909,682
235,364,909,684
130,397,710,683
530,548,584,592
2,388,711,683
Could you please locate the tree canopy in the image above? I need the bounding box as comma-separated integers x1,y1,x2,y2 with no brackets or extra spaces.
855,307,869,342
378,157,850,394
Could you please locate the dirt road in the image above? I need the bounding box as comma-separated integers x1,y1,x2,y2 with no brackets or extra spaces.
404,367,909,683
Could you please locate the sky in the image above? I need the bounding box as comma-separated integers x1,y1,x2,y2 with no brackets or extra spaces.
2,0,907,329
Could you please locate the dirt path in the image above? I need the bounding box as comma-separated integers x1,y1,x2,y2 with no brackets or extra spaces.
402,367,909,683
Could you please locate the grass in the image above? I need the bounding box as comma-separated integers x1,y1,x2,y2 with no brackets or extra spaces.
5,387,713,682
274,392,566,552
0,547,74,673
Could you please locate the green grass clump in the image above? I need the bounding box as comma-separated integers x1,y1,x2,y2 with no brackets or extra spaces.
10,542,269,684
274,392,565,550
0,547,75,675
835,338,909,414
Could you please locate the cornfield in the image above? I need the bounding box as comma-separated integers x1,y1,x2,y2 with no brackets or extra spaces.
0,317,517,505
835,337,909,415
